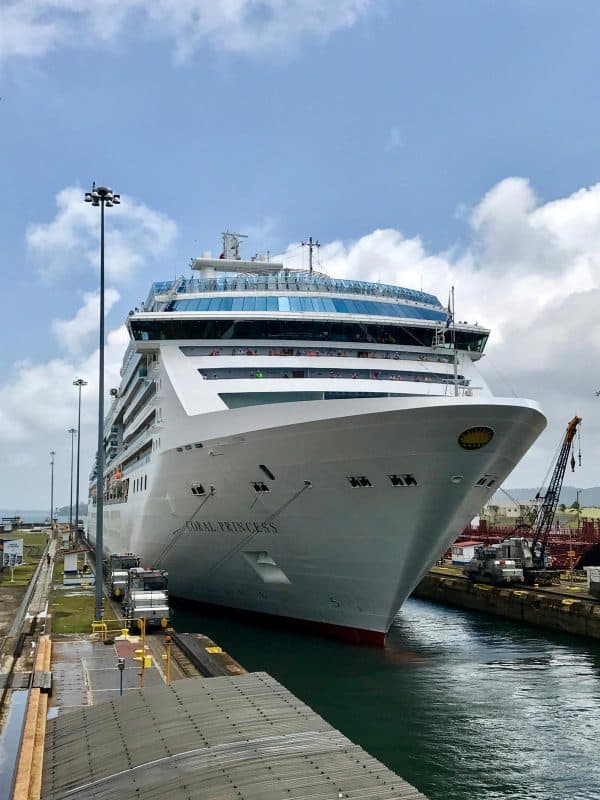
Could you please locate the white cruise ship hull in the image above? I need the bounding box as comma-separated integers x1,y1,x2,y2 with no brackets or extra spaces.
89,395,545,644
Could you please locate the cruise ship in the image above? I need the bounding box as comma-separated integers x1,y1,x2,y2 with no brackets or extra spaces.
88,232,546,644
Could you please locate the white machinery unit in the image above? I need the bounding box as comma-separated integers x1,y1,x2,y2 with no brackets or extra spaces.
463,537,531,585
107,553,140,599
123,567,170,628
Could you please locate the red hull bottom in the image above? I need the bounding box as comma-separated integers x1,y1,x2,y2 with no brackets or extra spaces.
171,596,387,647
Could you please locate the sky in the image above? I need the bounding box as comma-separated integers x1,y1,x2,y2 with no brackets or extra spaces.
1,0,600,509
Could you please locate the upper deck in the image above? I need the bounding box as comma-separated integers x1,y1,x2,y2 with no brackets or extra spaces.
145,272,441,313
129,233,487,354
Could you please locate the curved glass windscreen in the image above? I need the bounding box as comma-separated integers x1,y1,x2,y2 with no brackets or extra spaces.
170,296,446,321
147,274,441,308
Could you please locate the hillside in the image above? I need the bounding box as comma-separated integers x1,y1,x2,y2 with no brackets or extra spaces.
57,503,88,517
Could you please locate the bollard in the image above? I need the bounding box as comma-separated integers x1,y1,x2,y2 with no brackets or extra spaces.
116,657,125,696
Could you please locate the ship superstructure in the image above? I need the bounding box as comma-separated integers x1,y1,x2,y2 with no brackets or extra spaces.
88,232,546,644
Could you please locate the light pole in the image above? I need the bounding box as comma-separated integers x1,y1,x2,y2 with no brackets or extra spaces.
85,183,120,621
49,451,56,533
73,378,87,541
68,428,76,543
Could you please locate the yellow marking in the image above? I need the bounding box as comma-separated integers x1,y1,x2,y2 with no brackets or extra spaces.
474,584,492,591
512,590,526,596
91,622,107,641
561,598,578,606
206,646,223,653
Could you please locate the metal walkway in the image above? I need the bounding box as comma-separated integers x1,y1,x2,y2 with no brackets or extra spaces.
43,672,427,800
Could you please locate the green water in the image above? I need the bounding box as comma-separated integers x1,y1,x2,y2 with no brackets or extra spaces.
173,598,600,800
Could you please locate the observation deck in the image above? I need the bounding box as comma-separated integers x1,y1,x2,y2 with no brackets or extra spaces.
145,272,442,313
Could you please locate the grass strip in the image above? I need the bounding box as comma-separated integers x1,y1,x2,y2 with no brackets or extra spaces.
50,555,118,634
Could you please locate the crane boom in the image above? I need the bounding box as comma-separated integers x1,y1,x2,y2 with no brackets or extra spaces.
530,415,581,567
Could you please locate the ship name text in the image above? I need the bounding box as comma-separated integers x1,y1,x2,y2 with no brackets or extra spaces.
184,519,279,534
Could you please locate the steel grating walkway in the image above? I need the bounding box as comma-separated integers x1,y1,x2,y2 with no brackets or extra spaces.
42,671,427,799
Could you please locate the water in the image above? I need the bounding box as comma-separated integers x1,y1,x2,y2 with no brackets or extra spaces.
0,690,29,798
173,598,600,800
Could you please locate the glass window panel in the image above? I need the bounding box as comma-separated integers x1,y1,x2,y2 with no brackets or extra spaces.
321,298,336,312
278,297,290,311
254,297,267,311
242,297,256,310
266,297,278,311
313,298,325,312
221,298,233,311
232,297,244,310
208,298,222,311
289,297,303,311
332,299,348,312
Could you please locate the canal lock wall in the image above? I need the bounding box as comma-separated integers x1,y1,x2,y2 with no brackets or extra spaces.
413,573,600,640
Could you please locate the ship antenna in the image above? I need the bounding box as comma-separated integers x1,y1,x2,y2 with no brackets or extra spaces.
222,230,247,260
301,236,320,276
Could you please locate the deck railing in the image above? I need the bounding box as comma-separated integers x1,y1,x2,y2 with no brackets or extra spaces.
144,273,441,310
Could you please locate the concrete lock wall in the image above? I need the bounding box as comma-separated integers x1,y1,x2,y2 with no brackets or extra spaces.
413,575,600,641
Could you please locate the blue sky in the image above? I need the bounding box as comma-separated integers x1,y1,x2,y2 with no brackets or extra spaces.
1,0,600,508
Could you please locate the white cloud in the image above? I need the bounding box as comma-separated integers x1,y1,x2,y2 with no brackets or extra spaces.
0,325,129,446
0,324,129,507
0,4,63,63
27,186,177,284
52,289,121,355
0,1,374,68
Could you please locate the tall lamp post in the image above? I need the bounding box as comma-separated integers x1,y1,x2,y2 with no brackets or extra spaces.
73,378,88,541
68,428,76,543
85,184,120,621
49,450,56,533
